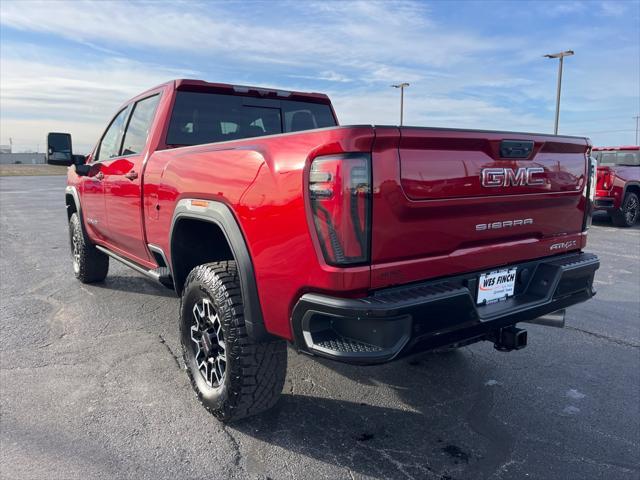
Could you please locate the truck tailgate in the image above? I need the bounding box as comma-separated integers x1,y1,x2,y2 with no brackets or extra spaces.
370,127,590,289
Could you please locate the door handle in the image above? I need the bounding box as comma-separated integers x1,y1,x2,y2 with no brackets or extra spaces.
124,170,138,181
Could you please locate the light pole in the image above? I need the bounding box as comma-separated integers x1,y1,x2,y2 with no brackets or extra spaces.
391,83,410,126
544,50,574,135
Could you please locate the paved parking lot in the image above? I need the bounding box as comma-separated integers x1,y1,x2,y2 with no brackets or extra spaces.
1,175,638,480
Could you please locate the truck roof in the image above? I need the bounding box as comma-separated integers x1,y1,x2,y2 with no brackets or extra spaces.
141,79,331,105
592,146,640,151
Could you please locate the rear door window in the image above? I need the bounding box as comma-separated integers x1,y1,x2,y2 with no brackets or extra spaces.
121,94,160,156
166,92,336,147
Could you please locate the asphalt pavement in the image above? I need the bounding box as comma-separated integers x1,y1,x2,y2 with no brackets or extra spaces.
1,175,638,480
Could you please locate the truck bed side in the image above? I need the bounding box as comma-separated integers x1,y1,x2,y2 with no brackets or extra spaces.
143,126,375,340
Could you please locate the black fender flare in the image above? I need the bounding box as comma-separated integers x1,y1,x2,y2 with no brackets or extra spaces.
64,186,89,236
622,181,640,204
169,198,270,342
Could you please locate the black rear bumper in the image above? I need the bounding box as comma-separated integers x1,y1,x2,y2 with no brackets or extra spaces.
291,252,599,364
594,197,616,212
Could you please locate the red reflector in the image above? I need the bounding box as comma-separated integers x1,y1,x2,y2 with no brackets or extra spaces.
309,154,371,265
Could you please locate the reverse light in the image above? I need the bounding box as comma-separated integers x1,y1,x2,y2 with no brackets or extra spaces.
309,154,371,265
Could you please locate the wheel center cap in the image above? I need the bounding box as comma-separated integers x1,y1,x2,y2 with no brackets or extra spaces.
201,333,214,356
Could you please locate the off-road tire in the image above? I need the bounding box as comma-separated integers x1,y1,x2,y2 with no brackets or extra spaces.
69,212,109,283
612,192,639,228
180,261,287,422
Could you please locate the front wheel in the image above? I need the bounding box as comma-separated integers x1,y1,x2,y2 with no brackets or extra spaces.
68,213,109,283
612,192,639,227
180,261,287,422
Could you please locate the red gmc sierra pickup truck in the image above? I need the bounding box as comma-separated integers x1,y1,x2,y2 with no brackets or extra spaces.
592,146,640,227
48,79,600,422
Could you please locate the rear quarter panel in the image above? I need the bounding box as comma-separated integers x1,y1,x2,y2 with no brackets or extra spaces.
144,127,374,339
596,166,640,209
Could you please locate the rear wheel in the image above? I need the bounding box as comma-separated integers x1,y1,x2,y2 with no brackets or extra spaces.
612,192,639,227
180,261,287,422
68,213,109,283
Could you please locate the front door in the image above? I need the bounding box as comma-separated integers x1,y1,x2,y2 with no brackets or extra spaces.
102,94,161,265
81,168,106,242
83,106,130,242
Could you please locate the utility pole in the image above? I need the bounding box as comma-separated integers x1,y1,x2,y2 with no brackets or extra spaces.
634,115,639,145
544,50,574,135
391,83,410,126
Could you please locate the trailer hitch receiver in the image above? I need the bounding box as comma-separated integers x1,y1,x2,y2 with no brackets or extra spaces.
493,326,528,352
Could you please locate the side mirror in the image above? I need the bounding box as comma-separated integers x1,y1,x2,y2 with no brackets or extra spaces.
75,164,93,176
46,132,74,166
72,154,87,165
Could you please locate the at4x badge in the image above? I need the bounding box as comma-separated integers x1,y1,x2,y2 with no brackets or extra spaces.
550,240,577,251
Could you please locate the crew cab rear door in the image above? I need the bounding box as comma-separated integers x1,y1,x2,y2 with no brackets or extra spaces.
370,127,589,289
101,93,161,265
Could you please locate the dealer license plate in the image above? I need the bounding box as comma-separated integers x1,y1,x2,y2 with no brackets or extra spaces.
477,268,517,305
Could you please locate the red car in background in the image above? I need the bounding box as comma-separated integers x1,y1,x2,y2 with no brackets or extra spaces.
592,146,640,227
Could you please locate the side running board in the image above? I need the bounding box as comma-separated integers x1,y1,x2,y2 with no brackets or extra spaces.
95,245,174,289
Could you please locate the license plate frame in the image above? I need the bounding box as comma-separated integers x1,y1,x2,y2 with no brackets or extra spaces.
477,268,517,305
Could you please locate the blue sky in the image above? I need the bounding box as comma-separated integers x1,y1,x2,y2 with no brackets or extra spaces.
1,0,638,153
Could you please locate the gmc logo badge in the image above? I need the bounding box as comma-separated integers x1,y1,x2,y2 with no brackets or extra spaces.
481,167,545,187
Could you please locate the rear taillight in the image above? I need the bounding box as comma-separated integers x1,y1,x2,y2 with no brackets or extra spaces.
583,156,597,231
597,166,614,191
308,154,371,265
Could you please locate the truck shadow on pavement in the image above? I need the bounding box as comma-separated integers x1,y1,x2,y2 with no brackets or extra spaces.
234,350,514,480
91,275,177,298
592,213,640,229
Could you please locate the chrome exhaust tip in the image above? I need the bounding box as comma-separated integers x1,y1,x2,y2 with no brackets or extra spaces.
524,309,566,328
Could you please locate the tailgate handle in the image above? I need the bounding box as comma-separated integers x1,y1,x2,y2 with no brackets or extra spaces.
500,140,534,159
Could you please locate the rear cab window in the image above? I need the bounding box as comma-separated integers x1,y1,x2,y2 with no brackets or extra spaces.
595,150,640,166
165,91,336,147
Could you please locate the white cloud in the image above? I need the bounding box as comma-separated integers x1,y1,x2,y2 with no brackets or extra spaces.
331,89,549,133
0,0,637,149
599,1,628,16
0,54,201,152
288,71,353,83
0,0,512,74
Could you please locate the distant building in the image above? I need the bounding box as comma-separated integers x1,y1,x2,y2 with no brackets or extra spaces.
0,153,46,164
